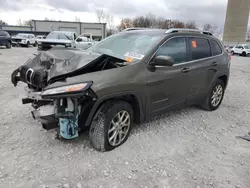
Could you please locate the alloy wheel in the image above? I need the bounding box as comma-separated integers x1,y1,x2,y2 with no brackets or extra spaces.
211,85,223,107
108,110,131,146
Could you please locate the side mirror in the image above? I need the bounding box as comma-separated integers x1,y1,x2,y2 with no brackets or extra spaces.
76,38,82,42
151,56,174,67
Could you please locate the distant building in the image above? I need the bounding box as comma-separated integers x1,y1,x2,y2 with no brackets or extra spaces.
0,20,107,40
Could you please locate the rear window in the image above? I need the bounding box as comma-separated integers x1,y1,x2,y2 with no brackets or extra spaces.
189,38,211,60
210,40,222,56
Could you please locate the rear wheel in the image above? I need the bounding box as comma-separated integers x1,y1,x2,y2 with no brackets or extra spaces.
201,79,225,111
26,41,30,48
6,42,11,49
231,51,234,55
89,101,133,151
242,51,246,57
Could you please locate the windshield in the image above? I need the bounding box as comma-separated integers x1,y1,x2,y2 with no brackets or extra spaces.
243,45,250,49
87,32,164,60
17,34,29,38
46,32,73,40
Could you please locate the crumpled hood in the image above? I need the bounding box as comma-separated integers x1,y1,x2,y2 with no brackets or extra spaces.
25,48,102,80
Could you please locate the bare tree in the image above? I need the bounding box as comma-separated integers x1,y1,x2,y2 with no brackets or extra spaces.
17,19,23,26
23,20,32,26
146,13,156,28
96,9,106,23
16,19,32,26
119,18,133,30
185,21,197,29
203,24,218,34
75,16,80,22
105,13,114,35
0,19,7,25
170,20,185,28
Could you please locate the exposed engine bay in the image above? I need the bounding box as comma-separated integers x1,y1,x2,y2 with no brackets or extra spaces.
11,47,128,139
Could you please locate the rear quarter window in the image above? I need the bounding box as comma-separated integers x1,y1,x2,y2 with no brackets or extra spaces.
210,40,222,56
188,38,211,60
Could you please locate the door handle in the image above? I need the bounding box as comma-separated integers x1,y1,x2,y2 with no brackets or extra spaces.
181,67,191,73
212,62,218,66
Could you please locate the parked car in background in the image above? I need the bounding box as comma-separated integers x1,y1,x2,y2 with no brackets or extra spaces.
37,31,96,51
225,45,235,53
36,35,46,40
231,44,250,56
0,30,11,48
11,28,230,151
75,33,97,49
11,33,37,47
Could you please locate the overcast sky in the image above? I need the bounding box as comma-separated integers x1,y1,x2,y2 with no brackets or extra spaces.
0,0,230,27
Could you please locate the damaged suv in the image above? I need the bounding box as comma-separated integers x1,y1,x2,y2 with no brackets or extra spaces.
11,28,230,151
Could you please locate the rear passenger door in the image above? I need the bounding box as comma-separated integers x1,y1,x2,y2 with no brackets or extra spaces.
186,37,221,103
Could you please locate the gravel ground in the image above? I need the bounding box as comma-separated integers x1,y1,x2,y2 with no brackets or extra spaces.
0,47,250,188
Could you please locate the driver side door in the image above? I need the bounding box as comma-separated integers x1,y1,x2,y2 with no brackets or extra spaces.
146,37,191,116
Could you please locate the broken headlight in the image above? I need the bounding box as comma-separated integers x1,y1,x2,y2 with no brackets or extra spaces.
41,82,92,98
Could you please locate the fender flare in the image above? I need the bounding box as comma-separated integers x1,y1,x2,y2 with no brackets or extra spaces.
85,91,145,127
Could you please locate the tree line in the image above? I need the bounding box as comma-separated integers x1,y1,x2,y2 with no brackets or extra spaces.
117,13,219,35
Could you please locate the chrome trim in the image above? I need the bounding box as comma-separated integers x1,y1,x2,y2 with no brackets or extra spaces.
165,28,212,36
26,68,34,84
148,36,224,67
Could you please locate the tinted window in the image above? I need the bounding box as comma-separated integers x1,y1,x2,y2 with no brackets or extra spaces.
210,40,222,56
189,38,211,60
156,37,186,64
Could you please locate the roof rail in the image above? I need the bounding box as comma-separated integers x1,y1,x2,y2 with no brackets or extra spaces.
122,28,156,32
165,28,213,36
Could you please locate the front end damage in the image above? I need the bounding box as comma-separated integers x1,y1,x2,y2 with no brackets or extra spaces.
11,48,127,139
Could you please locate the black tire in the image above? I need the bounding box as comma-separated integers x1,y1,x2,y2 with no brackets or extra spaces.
231,51,234,55
33,41,38,47
6,42,11,49
26,41,30,48
202,79,225,111
242,52,246,57
89,101,134,152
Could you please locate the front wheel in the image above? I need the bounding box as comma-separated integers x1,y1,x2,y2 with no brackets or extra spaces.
89,101,133,151
201,79,225,111
33,41,38,47
26,41,30,48
6,42,11,49
242,52,246,57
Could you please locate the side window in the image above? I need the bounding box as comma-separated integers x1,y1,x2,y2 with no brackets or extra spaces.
210,40,222,56
156,37,186,64
189,38,211,60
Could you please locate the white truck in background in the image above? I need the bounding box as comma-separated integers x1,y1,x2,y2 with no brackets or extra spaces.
37,31,97,51
75,33,97,49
